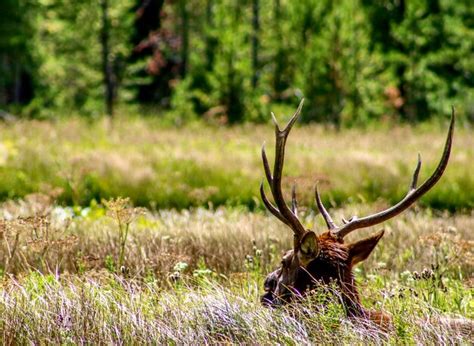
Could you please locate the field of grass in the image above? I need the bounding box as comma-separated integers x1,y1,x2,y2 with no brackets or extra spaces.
0,117,473,343
0,194,472,343
0,116,473,210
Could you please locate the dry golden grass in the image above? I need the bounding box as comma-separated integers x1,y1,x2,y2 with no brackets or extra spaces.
0,196,472,344
0,194,471,282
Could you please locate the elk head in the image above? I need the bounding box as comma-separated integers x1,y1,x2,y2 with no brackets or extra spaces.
260,100,455,328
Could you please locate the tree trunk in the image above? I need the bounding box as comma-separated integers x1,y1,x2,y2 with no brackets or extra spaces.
273,0,284,96
205,0,215,70
13,62,21,104
251,0,260,89
100,0,114,118
179,0,189,78
0,57,5,105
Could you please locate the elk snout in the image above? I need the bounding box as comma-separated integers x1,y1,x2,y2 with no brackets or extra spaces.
261,270,279,306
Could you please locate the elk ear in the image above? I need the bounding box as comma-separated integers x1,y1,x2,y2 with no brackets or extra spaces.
347,230,384,266
298,231,319,265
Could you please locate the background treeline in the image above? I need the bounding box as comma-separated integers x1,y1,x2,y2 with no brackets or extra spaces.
0,0,473,125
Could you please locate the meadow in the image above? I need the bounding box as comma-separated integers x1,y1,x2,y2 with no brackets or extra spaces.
0,116,473,343
0,115,473,211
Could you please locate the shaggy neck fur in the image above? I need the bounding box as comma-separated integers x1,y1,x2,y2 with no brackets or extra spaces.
264,232,392,330
301,233,392,329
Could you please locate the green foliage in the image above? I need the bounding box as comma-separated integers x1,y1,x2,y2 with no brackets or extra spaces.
288,0,390,125
168,77,198,125
0,0,38,106
1,0,473,124
188,0,266,123
20,0,134,116
365,0,474,122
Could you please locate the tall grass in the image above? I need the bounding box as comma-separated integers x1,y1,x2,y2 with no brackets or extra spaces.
0,116,472,210
0,194,472,279
0,274,471,344
0,195,472,343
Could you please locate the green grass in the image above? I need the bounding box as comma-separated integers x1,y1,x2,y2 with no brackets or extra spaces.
0,116,472,210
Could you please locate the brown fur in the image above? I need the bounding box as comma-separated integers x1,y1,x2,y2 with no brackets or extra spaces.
261,230,392,330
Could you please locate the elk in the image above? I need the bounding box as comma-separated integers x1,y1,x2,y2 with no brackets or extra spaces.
260,100,455,330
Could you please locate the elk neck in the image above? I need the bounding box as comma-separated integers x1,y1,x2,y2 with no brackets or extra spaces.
295,232,393,329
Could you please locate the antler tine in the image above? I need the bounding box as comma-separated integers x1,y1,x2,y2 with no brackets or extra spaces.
261,99,306,239
291,184,298,215
261,143,273,186
315,182,337,230
410,153,422,190
271,99,305,135
331,108,455,240
260,182,290,227
342,216,356,224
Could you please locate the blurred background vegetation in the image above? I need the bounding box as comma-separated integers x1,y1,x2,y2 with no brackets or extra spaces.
0,0,473,125
0,0,473,210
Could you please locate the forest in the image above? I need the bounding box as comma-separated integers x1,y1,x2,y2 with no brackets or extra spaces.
1,0,473,125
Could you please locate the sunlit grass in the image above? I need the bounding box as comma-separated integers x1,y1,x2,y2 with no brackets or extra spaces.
0,195,472,279
0,195,472,343
0,262,472,343
0,116,472,210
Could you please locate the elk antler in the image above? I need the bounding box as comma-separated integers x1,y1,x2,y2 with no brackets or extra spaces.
315,182,337,230
322,107,455,240
260,99,307,244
